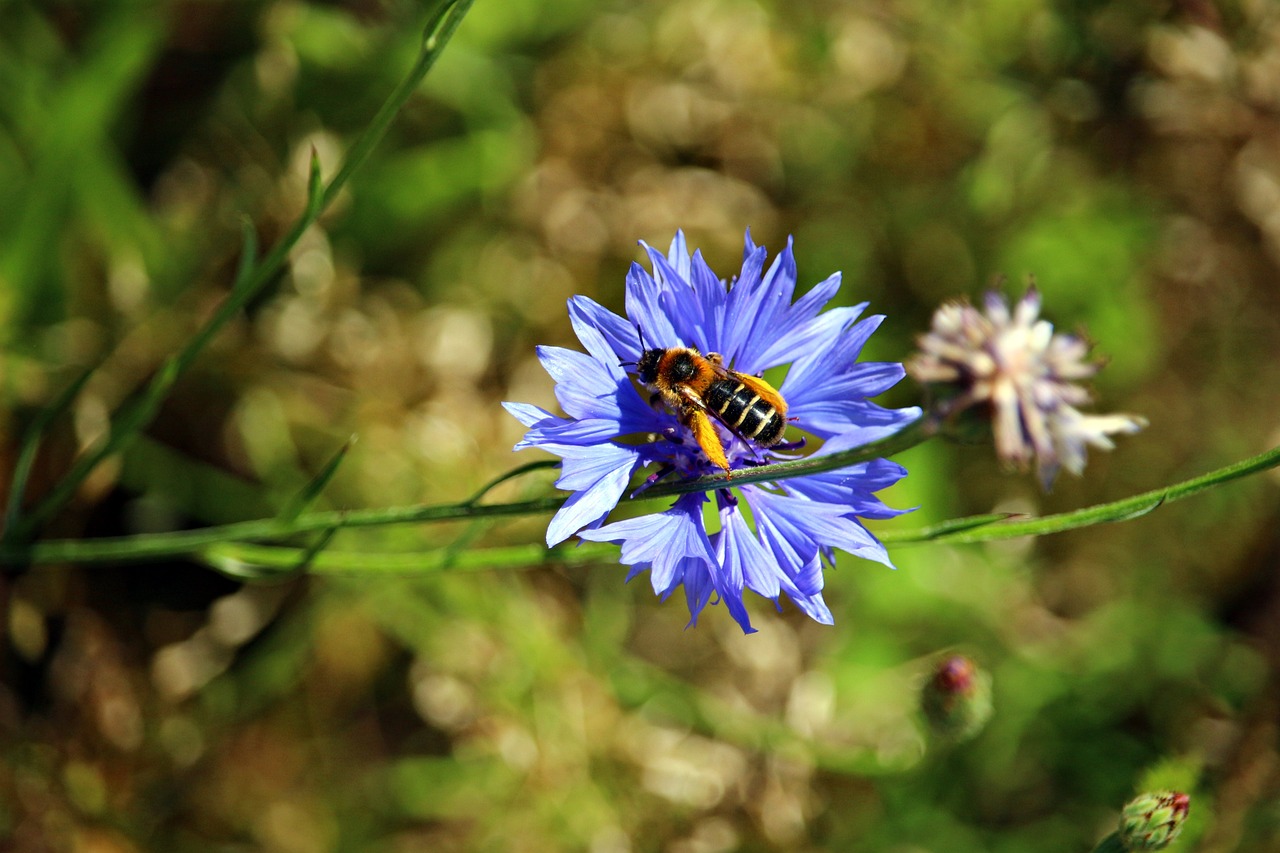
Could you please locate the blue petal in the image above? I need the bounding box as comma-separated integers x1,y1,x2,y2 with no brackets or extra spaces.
666,230,692,282
717,503,779,600
718,238,769,365
641,242,707,351
578,493,716,597
747,487,894,570
536,345,666,434
736,272,846,374
688,249,727,352
745,492,819,591
554,442,638,491
791,398,921,441
803,414,924,459
818,362,909,398
709,505,760,634
502,401,556,430
505,403,632,452
625,262,680,348
544,443,643,546
682,558,715,627
513,414,628,451
568,296,641,365
782,312,882,400
788,591,835,625
731,237,797,374
537,345,617,418
782,458,913,519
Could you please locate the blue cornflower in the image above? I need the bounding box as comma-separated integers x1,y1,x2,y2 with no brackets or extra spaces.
504,231,920,633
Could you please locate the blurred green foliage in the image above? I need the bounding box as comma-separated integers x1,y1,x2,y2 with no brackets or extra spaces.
3,0,1280,851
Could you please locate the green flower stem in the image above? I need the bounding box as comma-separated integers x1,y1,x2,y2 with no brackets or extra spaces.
0,496,569,566
0,421,934,566
201,540,621,578
3,427,1277,570
1091,832,1129,853
880,441,1280,545
3,0,475,543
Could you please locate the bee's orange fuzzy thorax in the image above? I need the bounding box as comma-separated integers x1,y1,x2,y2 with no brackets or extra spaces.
656,348,715,392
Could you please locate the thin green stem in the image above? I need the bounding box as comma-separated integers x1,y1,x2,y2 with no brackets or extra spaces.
187,441,1280,576
0,495,569,565
1090,832,1128,853
202,540,620,577
6,0,475,542
880,442,1280,545
463,459,561,506
0,418,934,566
4,429,1278,568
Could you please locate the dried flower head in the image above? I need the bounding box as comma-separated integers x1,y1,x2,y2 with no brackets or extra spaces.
908,287,1147,490
505,230,919,633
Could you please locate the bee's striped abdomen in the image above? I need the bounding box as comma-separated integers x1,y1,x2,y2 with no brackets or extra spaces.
705,379,786,446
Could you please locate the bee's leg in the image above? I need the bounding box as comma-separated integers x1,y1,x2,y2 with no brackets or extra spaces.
772,436,807,453
630,463,677,497
684,409,733,477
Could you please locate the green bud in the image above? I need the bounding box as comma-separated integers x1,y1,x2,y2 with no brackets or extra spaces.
920,655,992,742
1118,791,1190,850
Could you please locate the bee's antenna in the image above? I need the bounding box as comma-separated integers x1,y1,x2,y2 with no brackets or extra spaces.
635,323,650,351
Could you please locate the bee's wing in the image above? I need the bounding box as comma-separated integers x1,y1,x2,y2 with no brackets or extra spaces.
679,384,761,466
728,370,788,417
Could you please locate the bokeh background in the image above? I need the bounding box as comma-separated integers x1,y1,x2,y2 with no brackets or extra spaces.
3,0,1280,850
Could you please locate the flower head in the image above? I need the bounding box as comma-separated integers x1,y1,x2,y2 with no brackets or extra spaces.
908,287,1147,490
505,230,919,633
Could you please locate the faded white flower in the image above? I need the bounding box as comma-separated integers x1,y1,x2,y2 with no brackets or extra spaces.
908,287,1147,490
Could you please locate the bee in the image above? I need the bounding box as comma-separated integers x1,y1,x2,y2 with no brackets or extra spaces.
634,345,788,477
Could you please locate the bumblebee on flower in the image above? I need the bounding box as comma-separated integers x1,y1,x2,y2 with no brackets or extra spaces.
505,230,919,634
628,342,791,480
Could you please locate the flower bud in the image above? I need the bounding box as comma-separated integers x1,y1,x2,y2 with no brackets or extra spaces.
920,655,992,742
1118,791,1190,850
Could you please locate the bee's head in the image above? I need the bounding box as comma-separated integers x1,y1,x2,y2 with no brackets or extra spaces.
635,348,664,386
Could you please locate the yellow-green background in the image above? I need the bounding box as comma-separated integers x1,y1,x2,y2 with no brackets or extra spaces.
2,0,1278,850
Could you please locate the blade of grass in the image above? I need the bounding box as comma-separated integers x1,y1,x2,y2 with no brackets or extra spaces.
232,215,260,292
9,356,181,541
2,363,98,540
278,437,355,523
